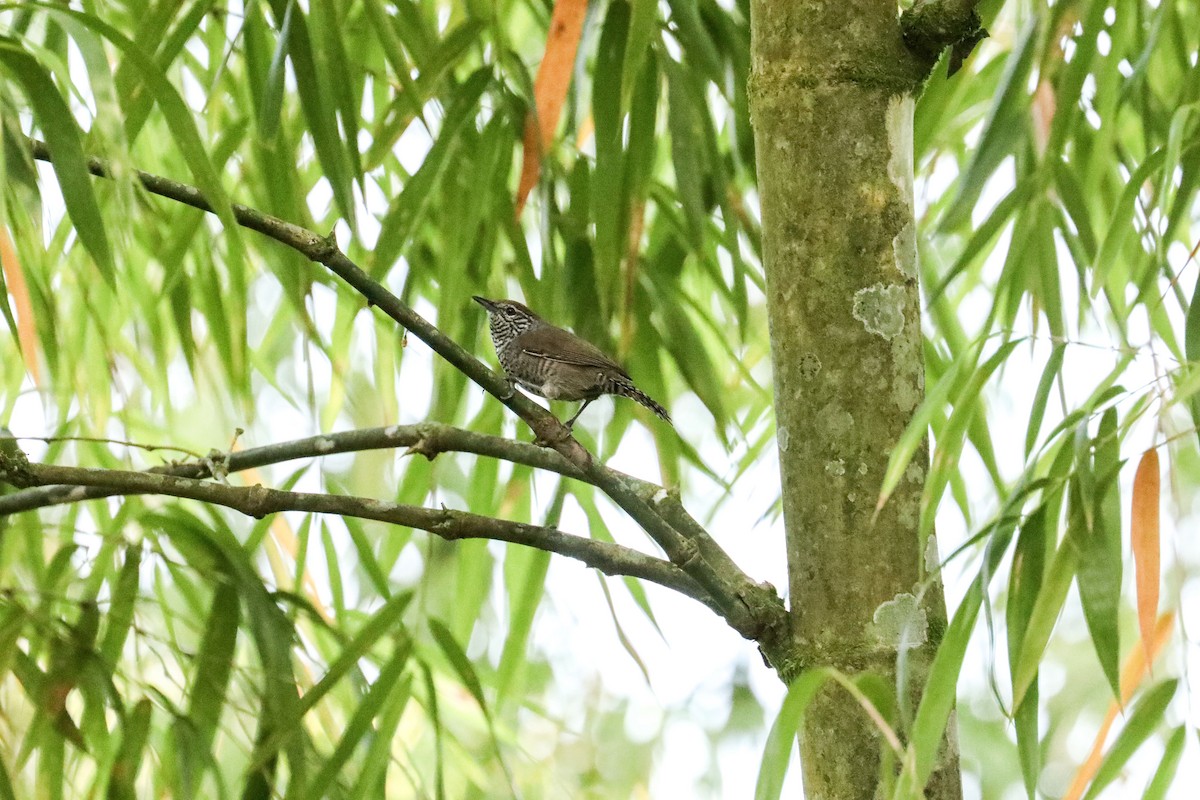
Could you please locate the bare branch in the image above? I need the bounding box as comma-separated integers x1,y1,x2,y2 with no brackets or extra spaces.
0,424,787,643
0,424,582,515
0,453,715,610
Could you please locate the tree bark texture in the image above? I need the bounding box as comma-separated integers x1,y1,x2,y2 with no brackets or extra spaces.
748,2,962,798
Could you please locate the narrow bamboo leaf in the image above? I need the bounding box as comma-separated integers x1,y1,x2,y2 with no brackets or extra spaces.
428,617,517,794
664,0,722,83
118,0,212,140
373,68,491,274
295,591,413,717
303,639,412,800
1011,527,1078,708
427,618,487,712
265,0,356,226
352,673,413,795
0,40,114,282
418,662,446,800
906,574,983,790
360,0,425,123
1045,0,1111,160
1025,343,1065,458
622,55,661,222
1143,726,1186,800
940,15,1038,230
621,0,658,109
919,340,1023,540
107,698,151,800
0,756,14,800
99,545,142,666
1093,149,1166,297
312,0,363,181
0,601,25,680
595,574,652,686
496,545,551,703
1014,685,1039,799
660,299,727,429
1185,229,1200,441
754,668,834,800
451,539,493,641
1007,506,1048,677
187,582,239,767
591,0,630,310
1131,449,1161,660
341,515,392,599
1053,161,1098,260
1081,679,1178,800
1034,200,1064,336
1075,410,1122,699
257,0,294,139
666,63,708,248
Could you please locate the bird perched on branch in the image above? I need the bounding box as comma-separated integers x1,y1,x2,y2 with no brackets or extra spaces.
473,296,672,429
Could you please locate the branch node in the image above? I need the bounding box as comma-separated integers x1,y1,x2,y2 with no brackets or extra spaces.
243,484,273,519
309,230,340,262
203,448,232,483
0,443,33,488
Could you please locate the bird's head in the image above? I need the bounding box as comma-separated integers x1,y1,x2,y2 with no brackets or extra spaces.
472,296,543,337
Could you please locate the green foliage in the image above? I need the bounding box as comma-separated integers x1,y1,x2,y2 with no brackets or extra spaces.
0,0,1195,797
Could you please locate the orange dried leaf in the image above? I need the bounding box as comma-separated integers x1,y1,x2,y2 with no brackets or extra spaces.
0,226,40,385
1131,448,1160,661
515,0,589,216
1062,611,1174,800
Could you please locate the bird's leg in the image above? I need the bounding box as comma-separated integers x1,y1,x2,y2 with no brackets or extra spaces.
563,398,594,430
499,375,517,400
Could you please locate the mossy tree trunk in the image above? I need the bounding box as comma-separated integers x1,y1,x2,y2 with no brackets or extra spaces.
748,1,963,797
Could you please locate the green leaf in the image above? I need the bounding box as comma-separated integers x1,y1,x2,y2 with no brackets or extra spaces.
107,698,152,800
940,14,1038,230
0,38,114,282
1012,516,1078,708
1025,344,1065,458
1143,725,1187,800
187,582,239,772
1082,679,1178,800
303,639,412,800
427,617,487,712
1074,410,1123,699
99,545,141,666
373,68,491,274
592,0,631,312
904,574,982,792
264,0,357,226
755,668,834,800
666,62,708,249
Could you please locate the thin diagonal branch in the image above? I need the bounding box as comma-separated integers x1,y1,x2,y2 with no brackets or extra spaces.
0,453,714,610
23,137,789,662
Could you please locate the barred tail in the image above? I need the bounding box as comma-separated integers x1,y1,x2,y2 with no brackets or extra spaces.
610,377,672,425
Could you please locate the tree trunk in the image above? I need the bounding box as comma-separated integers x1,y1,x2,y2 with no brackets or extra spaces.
748,2,962,797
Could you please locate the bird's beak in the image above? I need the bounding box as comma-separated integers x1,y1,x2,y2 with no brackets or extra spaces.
472,296,496,311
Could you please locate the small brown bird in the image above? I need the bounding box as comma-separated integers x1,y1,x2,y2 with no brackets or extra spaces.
473,296,671,428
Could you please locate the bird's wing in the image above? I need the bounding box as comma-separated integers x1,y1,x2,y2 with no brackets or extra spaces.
516,327,631,379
